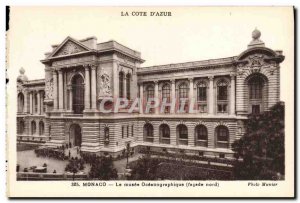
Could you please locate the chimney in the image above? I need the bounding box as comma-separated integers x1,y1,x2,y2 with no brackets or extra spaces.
79,36,97,49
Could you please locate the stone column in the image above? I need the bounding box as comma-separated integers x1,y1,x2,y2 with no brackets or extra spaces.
123,75,127,99
188,78,194,112
37,91,41,115
171,79,176,113
91,65,97,110
139,83,143,114
154,80,159,114
29,91,33,114
230,74,236,115
52,71,58,110
208,76,214,115
24,91,28,113
84,65,90,110
40,92,44,114
58,69,64,110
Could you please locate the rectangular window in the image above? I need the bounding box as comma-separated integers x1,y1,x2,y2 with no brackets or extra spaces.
127,126,129,137
131,125,134,137
217,86,227,101
122,126,124,138
197,87,207,101
217,104,227,113
252,105,260,114
164,106,170,113
198,104,207,113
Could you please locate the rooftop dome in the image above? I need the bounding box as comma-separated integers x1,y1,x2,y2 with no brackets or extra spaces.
17,67,28,83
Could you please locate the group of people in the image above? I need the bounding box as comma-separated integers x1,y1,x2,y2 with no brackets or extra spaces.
34,147,67,160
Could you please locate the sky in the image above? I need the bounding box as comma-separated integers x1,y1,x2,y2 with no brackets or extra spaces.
8,6,294,99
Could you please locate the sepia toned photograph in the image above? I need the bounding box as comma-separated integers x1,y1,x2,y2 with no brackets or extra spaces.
7,6,294,198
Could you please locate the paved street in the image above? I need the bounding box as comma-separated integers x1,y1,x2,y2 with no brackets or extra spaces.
17,147,142,175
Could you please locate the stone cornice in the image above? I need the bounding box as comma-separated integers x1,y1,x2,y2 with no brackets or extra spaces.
22,79,45,86
137,56,236,75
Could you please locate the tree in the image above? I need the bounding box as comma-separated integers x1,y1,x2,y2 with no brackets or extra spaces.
129,155,160,180
89,156,118,180
232,102,285,180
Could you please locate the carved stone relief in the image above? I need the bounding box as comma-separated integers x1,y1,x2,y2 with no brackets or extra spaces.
45,78,53,99
54,41,87,57
97,68,112,98
100,72,111,95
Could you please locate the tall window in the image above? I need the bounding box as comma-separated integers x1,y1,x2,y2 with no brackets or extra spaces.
162,84,171,113
72,74,85,114
162,84,171,101
39,121,44,135
17,93,24,113
131,125,134,137
177,124,188,145
249,76,263,99
122,126,124,138
195,125,208,147
197,82,207,112
247,74,266,114
119,72,124,98
31,121,36,135
127,126,129,137
143,123,154,142
104,127,109,146
126,73,131,100
179,83,188,99
146,85,154,101
159,124,170,144
19,120,25,135
215,126,229,148
217,79,228,113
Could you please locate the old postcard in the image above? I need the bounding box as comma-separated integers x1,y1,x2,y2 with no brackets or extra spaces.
6,6,295,198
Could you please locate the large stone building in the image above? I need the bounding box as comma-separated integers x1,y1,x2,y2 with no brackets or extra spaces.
16,29,284,158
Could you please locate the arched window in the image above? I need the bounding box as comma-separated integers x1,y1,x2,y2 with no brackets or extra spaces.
72,74,85,114
31,121,36,135
17,93,24,113
177,124,188,145
215,126,229,148
18,120,25,135
104,127,109,146
143,123,154,142
162,84,171,102
179,83,188,99
119,72,125,98
159,124,170,144
195,125,208,147
217,79,228,113
39,121,44,135
197,82,207,113
146,85,154,101
247,74,266,114
126,73,131,100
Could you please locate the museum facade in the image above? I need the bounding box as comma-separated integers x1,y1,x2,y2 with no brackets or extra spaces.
16,29,284,158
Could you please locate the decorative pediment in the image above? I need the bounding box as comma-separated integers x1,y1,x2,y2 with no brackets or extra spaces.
48,37,91,58
53,41,88,57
